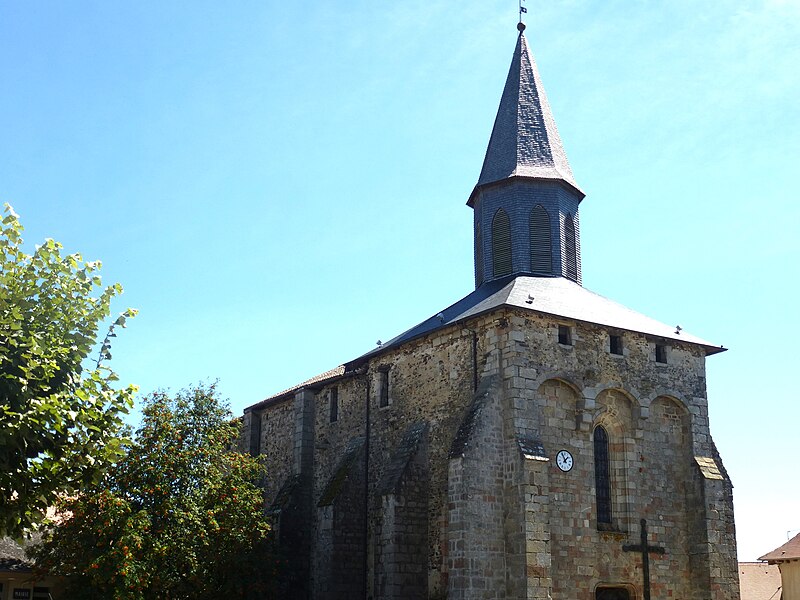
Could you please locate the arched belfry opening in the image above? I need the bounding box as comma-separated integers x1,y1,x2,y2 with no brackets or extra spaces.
467,26,585,288
491,208,512,277
530,204,552,274
564,213,579,282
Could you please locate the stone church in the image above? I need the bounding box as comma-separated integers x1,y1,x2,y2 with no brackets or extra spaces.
242,22,739,600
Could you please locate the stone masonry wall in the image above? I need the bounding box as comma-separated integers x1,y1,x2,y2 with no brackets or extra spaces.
447,364,507,599
500,307,738,600
361,314,500,597
252,399,294,503
247,303,737,599
313,445,366,600
376,425,429,599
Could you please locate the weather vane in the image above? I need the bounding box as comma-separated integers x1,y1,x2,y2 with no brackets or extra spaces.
518,0,528,30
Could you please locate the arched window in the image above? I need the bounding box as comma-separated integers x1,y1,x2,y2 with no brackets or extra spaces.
594,425,612,525
492,209,512,277
530,205,552,274
564,213,578,282
475,223,484,285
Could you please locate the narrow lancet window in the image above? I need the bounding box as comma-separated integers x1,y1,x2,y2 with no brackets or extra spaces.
655,344,668,364
492,209,512,277
564,213,578,282
530,205,552,273
379,367,390,408
249,411,262,457
329,387,339,423
594,425,612,525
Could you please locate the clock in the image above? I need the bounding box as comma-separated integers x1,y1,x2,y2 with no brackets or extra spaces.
556,450,574,472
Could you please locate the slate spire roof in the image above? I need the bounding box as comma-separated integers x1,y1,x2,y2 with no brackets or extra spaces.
470,24,582,204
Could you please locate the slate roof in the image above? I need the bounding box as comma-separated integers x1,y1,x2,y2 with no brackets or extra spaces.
760,532,800,562
354,275,725,362
245,274,725,412
517,437,548,461
469,27,582,206
0,537,33,573
738,562,782,600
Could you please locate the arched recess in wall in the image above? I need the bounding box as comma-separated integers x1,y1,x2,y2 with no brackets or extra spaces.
530,205,552,274
646,396,693,494
641,396,695,599
593,388,636,531
564,213,578,282
492,208,512,277
536,378,582,433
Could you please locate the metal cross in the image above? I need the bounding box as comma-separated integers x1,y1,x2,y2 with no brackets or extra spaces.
519,0,528,21
622,519,666,600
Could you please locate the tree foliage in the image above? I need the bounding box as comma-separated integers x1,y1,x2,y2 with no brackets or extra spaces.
0,204,136,537
31,384,274,600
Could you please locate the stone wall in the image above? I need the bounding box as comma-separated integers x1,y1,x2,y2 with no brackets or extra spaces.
473,180,582,285
376,422,430,599
245,304,738,599
314,436,367,599
497,307,738,600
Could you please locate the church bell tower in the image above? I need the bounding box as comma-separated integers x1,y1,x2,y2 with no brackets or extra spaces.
470,22,585,288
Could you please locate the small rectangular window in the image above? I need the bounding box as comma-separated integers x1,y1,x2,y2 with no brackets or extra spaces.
379,368,390,407
655,343,667,363
329,387,338,423
610,334,623,355
558,324,572,346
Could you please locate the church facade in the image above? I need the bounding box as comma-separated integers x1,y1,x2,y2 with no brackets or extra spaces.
242,24,739,600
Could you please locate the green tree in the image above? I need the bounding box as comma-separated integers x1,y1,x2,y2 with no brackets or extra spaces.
0,204,136,537
31,384,274,600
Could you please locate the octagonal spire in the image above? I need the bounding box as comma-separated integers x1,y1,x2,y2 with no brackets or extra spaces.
469,29,582,205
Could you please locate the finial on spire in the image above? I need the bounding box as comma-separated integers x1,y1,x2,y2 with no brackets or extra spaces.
518,0,527,30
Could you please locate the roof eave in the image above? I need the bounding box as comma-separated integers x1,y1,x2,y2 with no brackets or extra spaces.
467,174,586,207
245,370,358,413
351,296,726,370
449,300,726,356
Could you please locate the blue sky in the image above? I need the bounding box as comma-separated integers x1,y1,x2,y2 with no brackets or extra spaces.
1,0,798,561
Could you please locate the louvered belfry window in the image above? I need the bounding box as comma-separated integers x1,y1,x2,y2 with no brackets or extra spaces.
475,223,484,285
530,205,552,274
564,213,578,282
594,425,612,525
492,208,512,277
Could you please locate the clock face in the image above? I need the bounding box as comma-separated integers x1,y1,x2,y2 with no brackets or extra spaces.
556,450,574,472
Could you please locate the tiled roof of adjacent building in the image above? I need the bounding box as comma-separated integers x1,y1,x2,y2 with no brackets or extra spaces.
738,562,782,600
246,364,347,411
759,532,800,562
469,27,582,206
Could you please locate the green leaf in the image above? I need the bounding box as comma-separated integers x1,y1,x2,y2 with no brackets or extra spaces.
0,203,136,538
